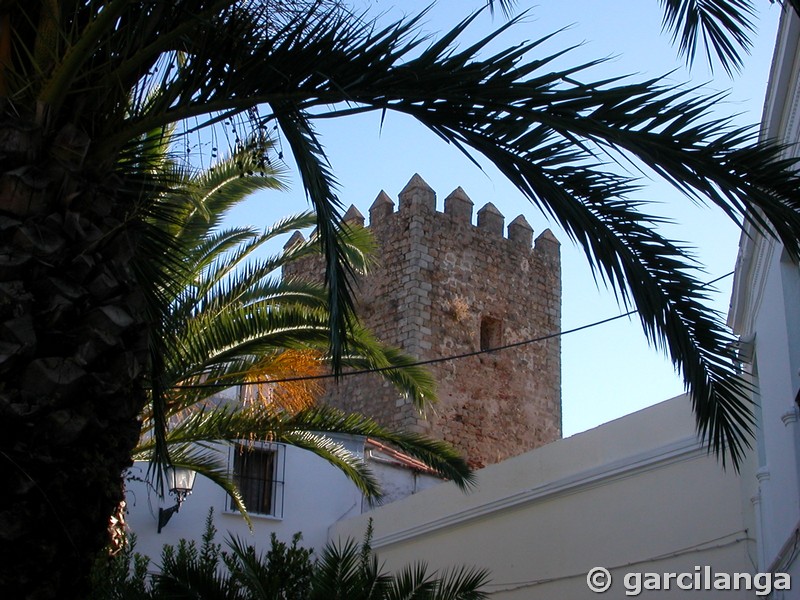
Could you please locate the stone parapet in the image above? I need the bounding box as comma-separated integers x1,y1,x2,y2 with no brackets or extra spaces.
283,174,562,468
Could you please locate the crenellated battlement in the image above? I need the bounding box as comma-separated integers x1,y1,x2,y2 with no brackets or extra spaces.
284,173,561,469
290,173,560,258
359,173,560,257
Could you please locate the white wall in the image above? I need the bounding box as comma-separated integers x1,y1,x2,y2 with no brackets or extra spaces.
125,440,364,561
331,397,756,599
727,7,800,591
366,450,443,508
745,244,800,574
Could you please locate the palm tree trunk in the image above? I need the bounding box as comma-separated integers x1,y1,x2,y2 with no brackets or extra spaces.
0,113,150,598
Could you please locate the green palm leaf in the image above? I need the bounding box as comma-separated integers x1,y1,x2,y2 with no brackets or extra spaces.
428,567,491,600
12,3,797,466
384,562,437,600
135,403,472,508
658,0,757,74
311,538,380,600
277,406,474,491
310,527,489,600
165,6,794,467
8,3,800,590
486,1,800,75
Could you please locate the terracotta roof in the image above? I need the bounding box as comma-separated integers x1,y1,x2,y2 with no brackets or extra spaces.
365,438,441,477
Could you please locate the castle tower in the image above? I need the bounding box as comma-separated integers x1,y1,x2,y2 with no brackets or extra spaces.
284,174,561,468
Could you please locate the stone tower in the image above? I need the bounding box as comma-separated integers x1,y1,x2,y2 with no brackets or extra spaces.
283,174,561,468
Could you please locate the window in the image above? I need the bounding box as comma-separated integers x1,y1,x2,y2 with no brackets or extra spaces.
480,316,503,351
229,443,284,517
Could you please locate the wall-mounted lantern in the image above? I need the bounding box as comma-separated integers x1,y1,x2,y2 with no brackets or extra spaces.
157,467,197,533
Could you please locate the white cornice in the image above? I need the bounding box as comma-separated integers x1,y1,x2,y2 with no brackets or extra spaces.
729,9,800,334
371,435,706,549
729,227,777,335
781,405,800,425
762,10,800,143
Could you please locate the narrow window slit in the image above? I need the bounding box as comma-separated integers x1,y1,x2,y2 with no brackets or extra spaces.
480,316,502,352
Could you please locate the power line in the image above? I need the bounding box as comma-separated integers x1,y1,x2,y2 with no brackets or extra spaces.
484,530,752,593
171,271,734,391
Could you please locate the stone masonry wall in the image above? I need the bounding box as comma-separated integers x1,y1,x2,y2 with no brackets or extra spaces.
283,174,561,468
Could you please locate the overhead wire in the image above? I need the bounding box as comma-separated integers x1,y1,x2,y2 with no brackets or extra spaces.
483,530,754,593
170,271,734,391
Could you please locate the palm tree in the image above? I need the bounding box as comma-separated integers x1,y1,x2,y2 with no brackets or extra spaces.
4,1,800,597
655,0,800,74
306,529,489,600
150,516,489,600
134,140,470,513
493,0,800,74
94,511,489,599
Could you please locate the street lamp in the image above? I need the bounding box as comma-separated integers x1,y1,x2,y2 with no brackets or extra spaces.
157,466,197,533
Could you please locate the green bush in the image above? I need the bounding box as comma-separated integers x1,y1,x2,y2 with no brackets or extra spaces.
90,512,487,599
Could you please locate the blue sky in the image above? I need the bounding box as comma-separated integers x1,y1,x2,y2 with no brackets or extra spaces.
224,1,784,436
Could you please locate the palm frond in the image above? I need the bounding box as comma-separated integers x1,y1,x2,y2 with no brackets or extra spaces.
311,538,375,600
384,563,436,600
221,531,314,599
11,0,784,484
280,406,474,490
336,329,438,410
137,403,472,498
429,566,491,600
136,405,382,502
280,430,383,501
310,531,488,600
136,442,253,529
164,296,438,412
485,0,518,17
154,7,795,466
658,0,757,75
274,107,356,373
184,227,261,285
136,135,308,487
175,139,289,244
153,530,242,600
167,304,332,383
222,536,273,598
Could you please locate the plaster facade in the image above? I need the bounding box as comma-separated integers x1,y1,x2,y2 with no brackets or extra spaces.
728,8,800,592
331,397,756,599
124,433,443,560
125,435,366,559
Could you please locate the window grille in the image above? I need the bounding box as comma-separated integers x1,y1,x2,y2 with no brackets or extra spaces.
229,442,285,518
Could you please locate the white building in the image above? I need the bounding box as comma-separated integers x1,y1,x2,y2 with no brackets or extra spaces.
128,396,760,598
126,14,800,597
124,432,443,559
328,12,800,597
727,6,800,591
330,396,758,599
